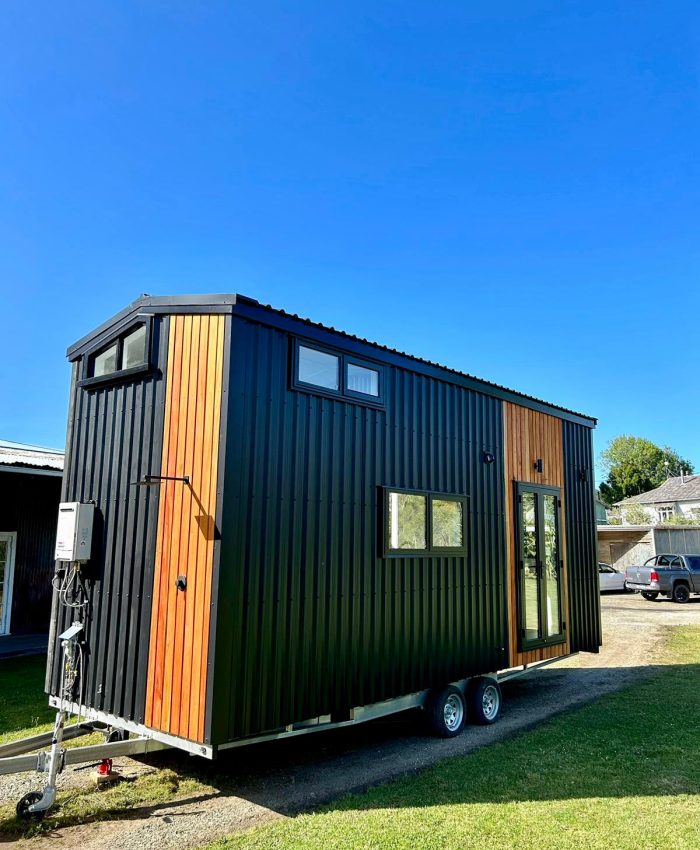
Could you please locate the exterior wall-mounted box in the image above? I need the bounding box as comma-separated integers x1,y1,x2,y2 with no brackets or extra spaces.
54,502,94,562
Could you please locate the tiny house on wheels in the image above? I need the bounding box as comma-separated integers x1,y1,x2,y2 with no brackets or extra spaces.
2,294,601,819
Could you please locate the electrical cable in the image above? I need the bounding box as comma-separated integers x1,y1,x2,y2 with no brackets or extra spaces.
55,561,89,722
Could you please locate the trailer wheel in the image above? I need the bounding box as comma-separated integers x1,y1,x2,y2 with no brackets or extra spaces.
673,583,690,603
16,791,45,822
426,685,466,737
468,677,502,725
105,727,129,743
641,592,659,601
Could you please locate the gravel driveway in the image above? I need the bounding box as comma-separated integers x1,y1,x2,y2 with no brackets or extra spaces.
5,592,700,850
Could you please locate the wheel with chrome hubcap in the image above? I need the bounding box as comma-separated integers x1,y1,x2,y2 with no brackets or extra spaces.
426,685,466,738
468,677,502,725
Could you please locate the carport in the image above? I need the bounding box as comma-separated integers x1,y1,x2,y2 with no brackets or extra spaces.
598,524,700,571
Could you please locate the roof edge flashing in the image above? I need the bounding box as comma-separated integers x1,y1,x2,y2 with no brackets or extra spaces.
233,298,597,427
65,292,595,426
66,294,242,360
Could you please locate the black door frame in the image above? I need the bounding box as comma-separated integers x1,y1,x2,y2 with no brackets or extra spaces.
514,481,566,651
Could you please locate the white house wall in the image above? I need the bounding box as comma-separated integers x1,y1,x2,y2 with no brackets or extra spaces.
620,500,700,525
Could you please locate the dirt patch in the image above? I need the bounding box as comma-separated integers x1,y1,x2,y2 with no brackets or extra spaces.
5,594,700,850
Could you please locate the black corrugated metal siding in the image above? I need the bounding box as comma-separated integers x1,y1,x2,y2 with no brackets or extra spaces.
563,420,602,653
0,471,61,635
48,317,169,723
210,316,508,744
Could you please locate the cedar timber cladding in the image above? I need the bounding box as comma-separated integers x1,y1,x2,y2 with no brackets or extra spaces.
503,401,570,666
145,314,225,743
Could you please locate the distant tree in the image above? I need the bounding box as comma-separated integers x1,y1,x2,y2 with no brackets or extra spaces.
622,504,652,526
598,436,694,504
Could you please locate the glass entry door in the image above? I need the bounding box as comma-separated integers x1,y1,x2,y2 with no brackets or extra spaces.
0,533,16,636
515,484,564,650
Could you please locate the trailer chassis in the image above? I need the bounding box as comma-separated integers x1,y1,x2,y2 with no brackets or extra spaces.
2,652,575,820
0,718,169,820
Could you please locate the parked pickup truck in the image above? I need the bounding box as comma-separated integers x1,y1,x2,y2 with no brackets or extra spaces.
625,553,700,603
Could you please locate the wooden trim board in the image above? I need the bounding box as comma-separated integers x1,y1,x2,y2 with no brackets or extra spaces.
145,314,225,742
503,402,570,667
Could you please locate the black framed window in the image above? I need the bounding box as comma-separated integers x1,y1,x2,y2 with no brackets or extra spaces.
384,487,467,556
292,339,384,405
122,324,148,370
297,344,340,391
93,342,119,377
346,360,380,398
432,497,464,548
81,319,152,386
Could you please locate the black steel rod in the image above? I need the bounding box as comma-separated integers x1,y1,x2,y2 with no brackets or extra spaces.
133,474,190,486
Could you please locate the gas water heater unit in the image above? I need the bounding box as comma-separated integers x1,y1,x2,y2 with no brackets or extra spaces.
54,502,94,562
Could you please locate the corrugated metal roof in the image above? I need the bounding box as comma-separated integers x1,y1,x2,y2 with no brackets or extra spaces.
0,439,64,471
617,475,700,506
249,298,597,424
66,293,597,425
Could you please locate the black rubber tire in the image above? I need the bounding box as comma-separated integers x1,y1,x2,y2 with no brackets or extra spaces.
105,728,129,743
641,592,659,601
468,677,502,725
16,791,45,822
426,685,466,738
673,584,690,603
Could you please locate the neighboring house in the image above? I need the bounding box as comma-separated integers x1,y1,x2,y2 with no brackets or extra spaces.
614,475,700,525
598,523,700,573
0,440,63,637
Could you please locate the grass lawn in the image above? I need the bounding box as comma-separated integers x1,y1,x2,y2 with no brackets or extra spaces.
0,656,56,745
209,627,700,850
2,631,699,845
0,654,211,837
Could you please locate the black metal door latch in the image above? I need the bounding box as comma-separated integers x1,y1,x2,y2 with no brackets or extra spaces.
176,575,187,592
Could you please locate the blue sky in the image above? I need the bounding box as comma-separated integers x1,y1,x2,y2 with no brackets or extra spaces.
1,1,698,483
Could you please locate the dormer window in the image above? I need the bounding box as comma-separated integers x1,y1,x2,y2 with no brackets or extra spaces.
122,324,147,370
93,342,119,377
81,320,152,386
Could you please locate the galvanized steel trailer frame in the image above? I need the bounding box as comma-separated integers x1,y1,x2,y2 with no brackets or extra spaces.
0,727,169,776
1,652,574,800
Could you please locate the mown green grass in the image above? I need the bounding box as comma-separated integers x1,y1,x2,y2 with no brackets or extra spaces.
209,627,700,850
3,632,700,846
0,655,55,744
0,766,211,838
0,654,212,837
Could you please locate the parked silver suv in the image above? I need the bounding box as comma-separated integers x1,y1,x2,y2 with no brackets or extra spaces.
625,554,700,602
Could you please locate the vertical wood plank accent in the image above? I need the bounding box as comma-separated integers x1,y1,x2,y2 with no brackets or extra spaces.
503,402,570,667
145,314,225,742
